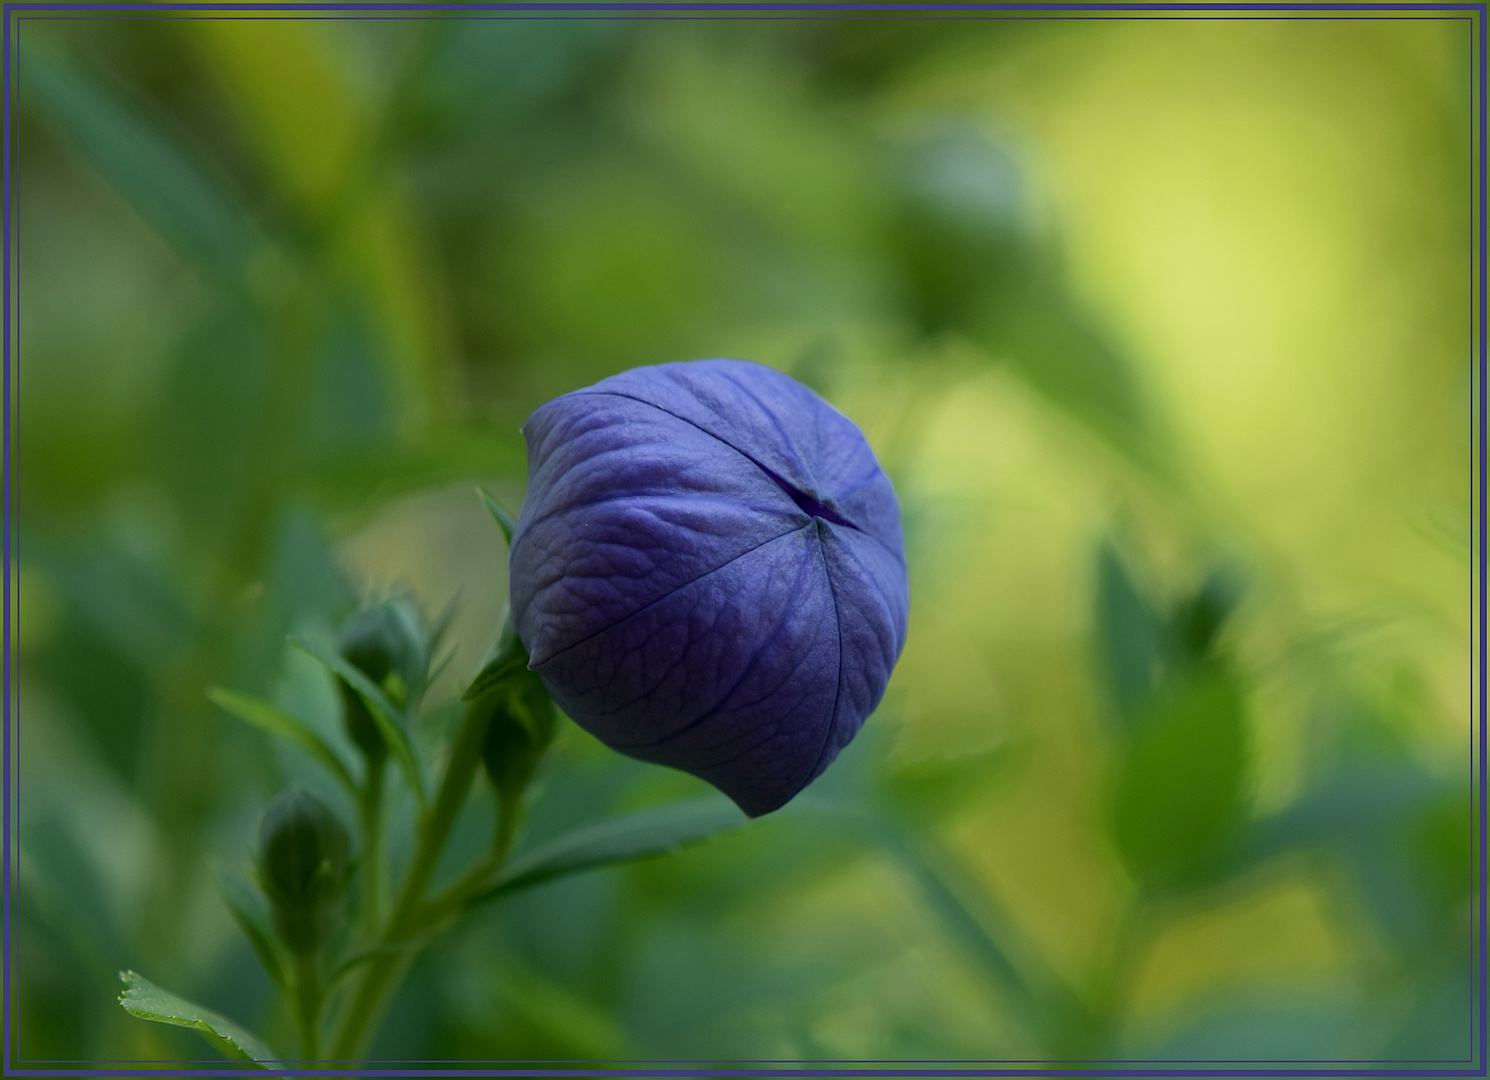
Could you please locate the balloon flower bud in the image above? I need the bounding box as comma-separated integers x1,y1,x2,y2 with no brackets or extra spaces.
337,601,420,758
258,788,351,954
509,359,909,817
478,659,557,811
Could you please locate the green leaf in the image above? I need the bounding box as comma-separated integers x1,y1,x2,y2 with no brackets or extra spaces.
23,45,252,277
469,797,749,907
215,871,287,991
1110,665,1248,892
208,686,356,797
288,636,427,809
477,487,517,546
1094,540,1171,736
117,970,279,1065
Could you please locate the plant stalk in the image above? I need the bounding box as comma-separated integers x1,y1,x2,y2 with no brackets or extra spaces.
358,754,387,939
327,699,491,1061
422,789,526,923
294,950,322,1065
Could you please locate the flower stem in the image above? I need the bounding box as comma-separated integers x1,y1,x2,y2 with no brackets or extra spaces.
327,699,491,1061
494,789,523,865
358,754,386,939
422,790,526,924
294,951,322,1065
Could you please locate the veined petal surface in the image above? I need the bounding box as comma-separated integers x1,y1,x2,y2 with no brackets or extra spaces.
511,359,908,816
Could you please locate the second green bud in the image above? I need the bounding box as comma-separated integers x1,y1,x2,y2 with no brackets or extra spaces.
258,788,351,955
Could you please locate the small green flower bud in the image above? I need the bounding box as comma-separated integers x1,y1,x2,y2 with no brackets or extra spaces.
478,666,556,810
337,600,423,758
258,788,351,955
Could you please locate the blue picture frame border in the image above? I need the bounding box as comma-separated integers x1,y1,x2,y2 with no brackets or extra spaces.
1,3,1482,1076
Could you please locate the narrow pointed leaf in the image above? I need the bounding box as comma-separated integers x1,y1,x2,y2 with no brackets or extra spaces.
118,970,278,1065
467,797,749,908
214,871,287,991
288,636,427,809
1094,539,1171,735
478,487,517,546
208,686,356,797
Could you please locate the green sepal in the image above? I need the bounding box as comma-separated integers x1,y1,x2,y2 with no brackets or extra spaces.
477,487,517,546
461,632,529,705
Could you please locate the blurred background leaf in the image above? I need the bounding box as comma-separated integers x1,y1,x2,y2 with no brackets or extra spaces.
21,42,253,277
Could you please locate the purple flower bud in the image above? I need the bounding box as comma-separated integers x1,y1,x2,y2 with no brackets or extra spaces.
509,359,909,816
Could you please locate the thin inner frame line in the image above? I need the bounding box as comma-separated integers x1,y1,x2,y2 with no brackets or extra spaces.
13,1057,1483,1065
2,1,1485,10
2,0,1481,1075
2,1066,1490,1072
9,12,1480,18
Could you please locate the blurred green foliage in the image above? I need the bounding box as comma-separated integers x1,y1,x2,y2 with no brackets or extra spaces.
13,11,1475,1068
